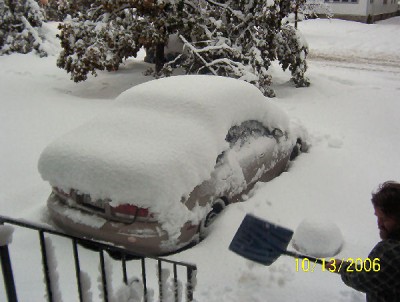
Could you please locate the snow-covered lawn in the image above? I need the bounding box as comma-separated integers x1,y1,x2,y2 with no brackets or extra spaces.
1,18,400,301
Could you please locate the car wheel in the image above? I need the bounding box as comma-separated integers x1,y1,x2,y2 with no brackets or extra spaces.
199,198,227,239
290,138,302,160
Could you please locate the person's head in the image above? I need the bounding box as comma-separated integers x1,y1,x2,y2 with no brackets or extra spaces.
371,181,400,240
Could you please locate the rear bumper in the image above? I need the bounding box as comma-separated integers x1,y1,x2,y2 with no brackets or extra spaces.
47,193,197,256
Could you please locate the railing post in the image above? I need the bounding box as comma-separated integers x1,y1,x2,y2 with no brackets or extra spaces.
99,249,109,302
186,267,196,302
72,239,84,302
39,231,53,302
121,253,128,285
173,264,178,302
0,244,18,302
158,260,163,301
141,258,148,302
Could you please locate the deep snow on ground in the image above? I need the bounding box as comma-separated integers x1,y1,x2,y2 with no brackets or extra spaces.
1,18,400,302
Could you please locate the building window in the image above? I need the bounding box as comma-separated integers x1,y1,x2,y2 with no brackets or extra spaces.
328,0,359,3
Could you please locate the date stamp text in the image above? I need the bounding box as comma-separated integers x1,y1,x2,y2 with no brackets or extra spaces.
295,258,381,273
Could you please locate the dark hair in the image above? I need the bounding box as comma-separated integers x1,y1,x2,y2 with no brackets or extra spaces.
371,181,400,221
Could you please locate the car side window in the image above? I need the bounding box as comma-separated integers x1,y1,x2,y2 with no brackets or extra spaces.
225,120,272,147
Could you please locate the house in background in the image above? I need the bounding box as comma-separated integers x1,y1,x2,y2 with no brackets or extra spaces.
323,0,399,22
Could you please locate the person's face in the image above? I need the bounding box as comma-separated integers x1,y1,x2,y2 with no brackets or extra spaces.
374,206,400,239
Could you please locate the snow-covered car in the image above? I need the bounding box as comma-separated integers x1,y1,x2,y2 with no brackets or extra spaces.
38,75,308,256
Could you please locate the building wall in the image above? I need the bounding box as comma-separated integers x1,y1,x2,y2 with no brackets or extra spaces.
326,0,368,16
367,0,398,15
322,0,399,21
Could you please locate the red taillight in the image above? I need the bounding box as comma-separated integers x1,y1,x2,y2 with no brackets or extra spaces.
111,204,151,218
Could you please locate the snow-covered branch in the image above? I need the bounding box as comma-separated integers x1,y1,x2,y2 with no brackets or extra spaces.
0,0,48,56
179,34,218,75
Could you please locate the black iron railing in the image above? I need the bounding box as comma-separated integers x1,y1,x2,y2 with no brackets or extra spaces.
0,215,197,302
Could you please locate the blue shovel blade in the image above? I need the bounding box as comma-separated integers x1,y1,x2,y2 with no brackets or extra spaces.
229,214,294,265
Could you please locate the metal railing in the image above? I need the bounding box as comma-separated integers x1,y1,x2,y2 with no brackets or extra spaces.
0,215,197,302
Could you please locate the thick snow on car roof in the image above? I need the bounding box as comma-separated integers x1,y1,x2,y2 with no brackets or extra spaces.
38,75,290,231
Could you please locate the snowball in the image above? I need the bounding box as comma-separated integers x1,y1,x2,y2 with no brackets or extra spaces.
291,218,343,258
0,225,14,246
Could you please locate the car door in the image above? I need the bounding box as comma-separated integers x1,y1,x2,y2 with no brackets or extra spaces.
225,120,280,185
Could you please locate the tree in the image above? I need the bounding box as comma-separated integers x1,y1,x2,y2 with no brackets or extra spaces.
300,0,333,20
43,0,94,21
161,0,310,96
0,0,47,56
57,0,310,97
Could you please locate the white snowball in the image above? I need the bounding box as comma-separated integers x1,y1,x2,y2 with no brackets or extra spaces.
291,218,344,258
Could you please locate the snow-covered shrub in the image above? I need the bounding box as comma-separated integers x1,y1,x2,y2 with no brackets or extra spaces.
56,0,178,82
276,25,310,88
161,0,310,97
46,0,94,21
57,14,142,82
300,0,333,19
41,0,64,21
0,0,48,56
56,0,310,97
285,0,332,24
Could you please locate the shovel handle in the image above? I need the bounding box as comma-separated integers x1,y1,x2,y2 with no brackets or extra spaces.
284,250,325,265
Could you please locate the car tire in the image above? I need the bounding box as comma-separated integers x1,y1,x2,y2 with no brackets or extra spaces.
199,198,227,239
290,138,302,160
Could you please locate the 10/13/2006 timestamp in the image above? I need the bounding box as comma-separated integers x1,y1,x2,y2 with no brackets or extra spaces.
295,258,381,273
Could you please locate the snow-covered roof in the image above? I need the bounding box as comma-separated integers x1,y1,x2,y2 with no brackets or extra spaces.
38,75,290,213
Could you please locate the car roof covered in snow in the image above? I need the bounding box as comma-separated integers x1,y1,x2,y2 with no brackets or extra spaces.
38,75,290,212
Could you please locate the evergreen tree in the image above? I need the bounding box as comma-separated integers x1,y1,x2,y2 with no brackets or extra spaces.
57,0,310,96
0,0,47,56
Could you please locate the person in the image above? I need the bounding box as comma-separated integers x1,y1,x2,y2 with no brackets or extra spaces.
326,181,400,301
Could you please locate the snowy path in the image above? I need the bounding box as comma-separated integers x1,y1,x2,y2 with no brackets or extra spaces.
308,53,400,73
308,53,400,74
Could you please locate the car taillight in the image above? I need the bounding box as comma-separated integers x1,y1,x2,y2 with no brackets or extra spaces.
111,204,153,219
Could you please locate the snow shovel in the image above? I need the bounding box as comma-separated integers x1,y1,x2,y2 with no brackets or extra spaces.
229,214,324,266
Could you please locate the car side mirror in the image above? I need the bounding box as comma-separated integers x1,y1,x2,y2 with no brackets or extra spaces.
272,128,284,138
